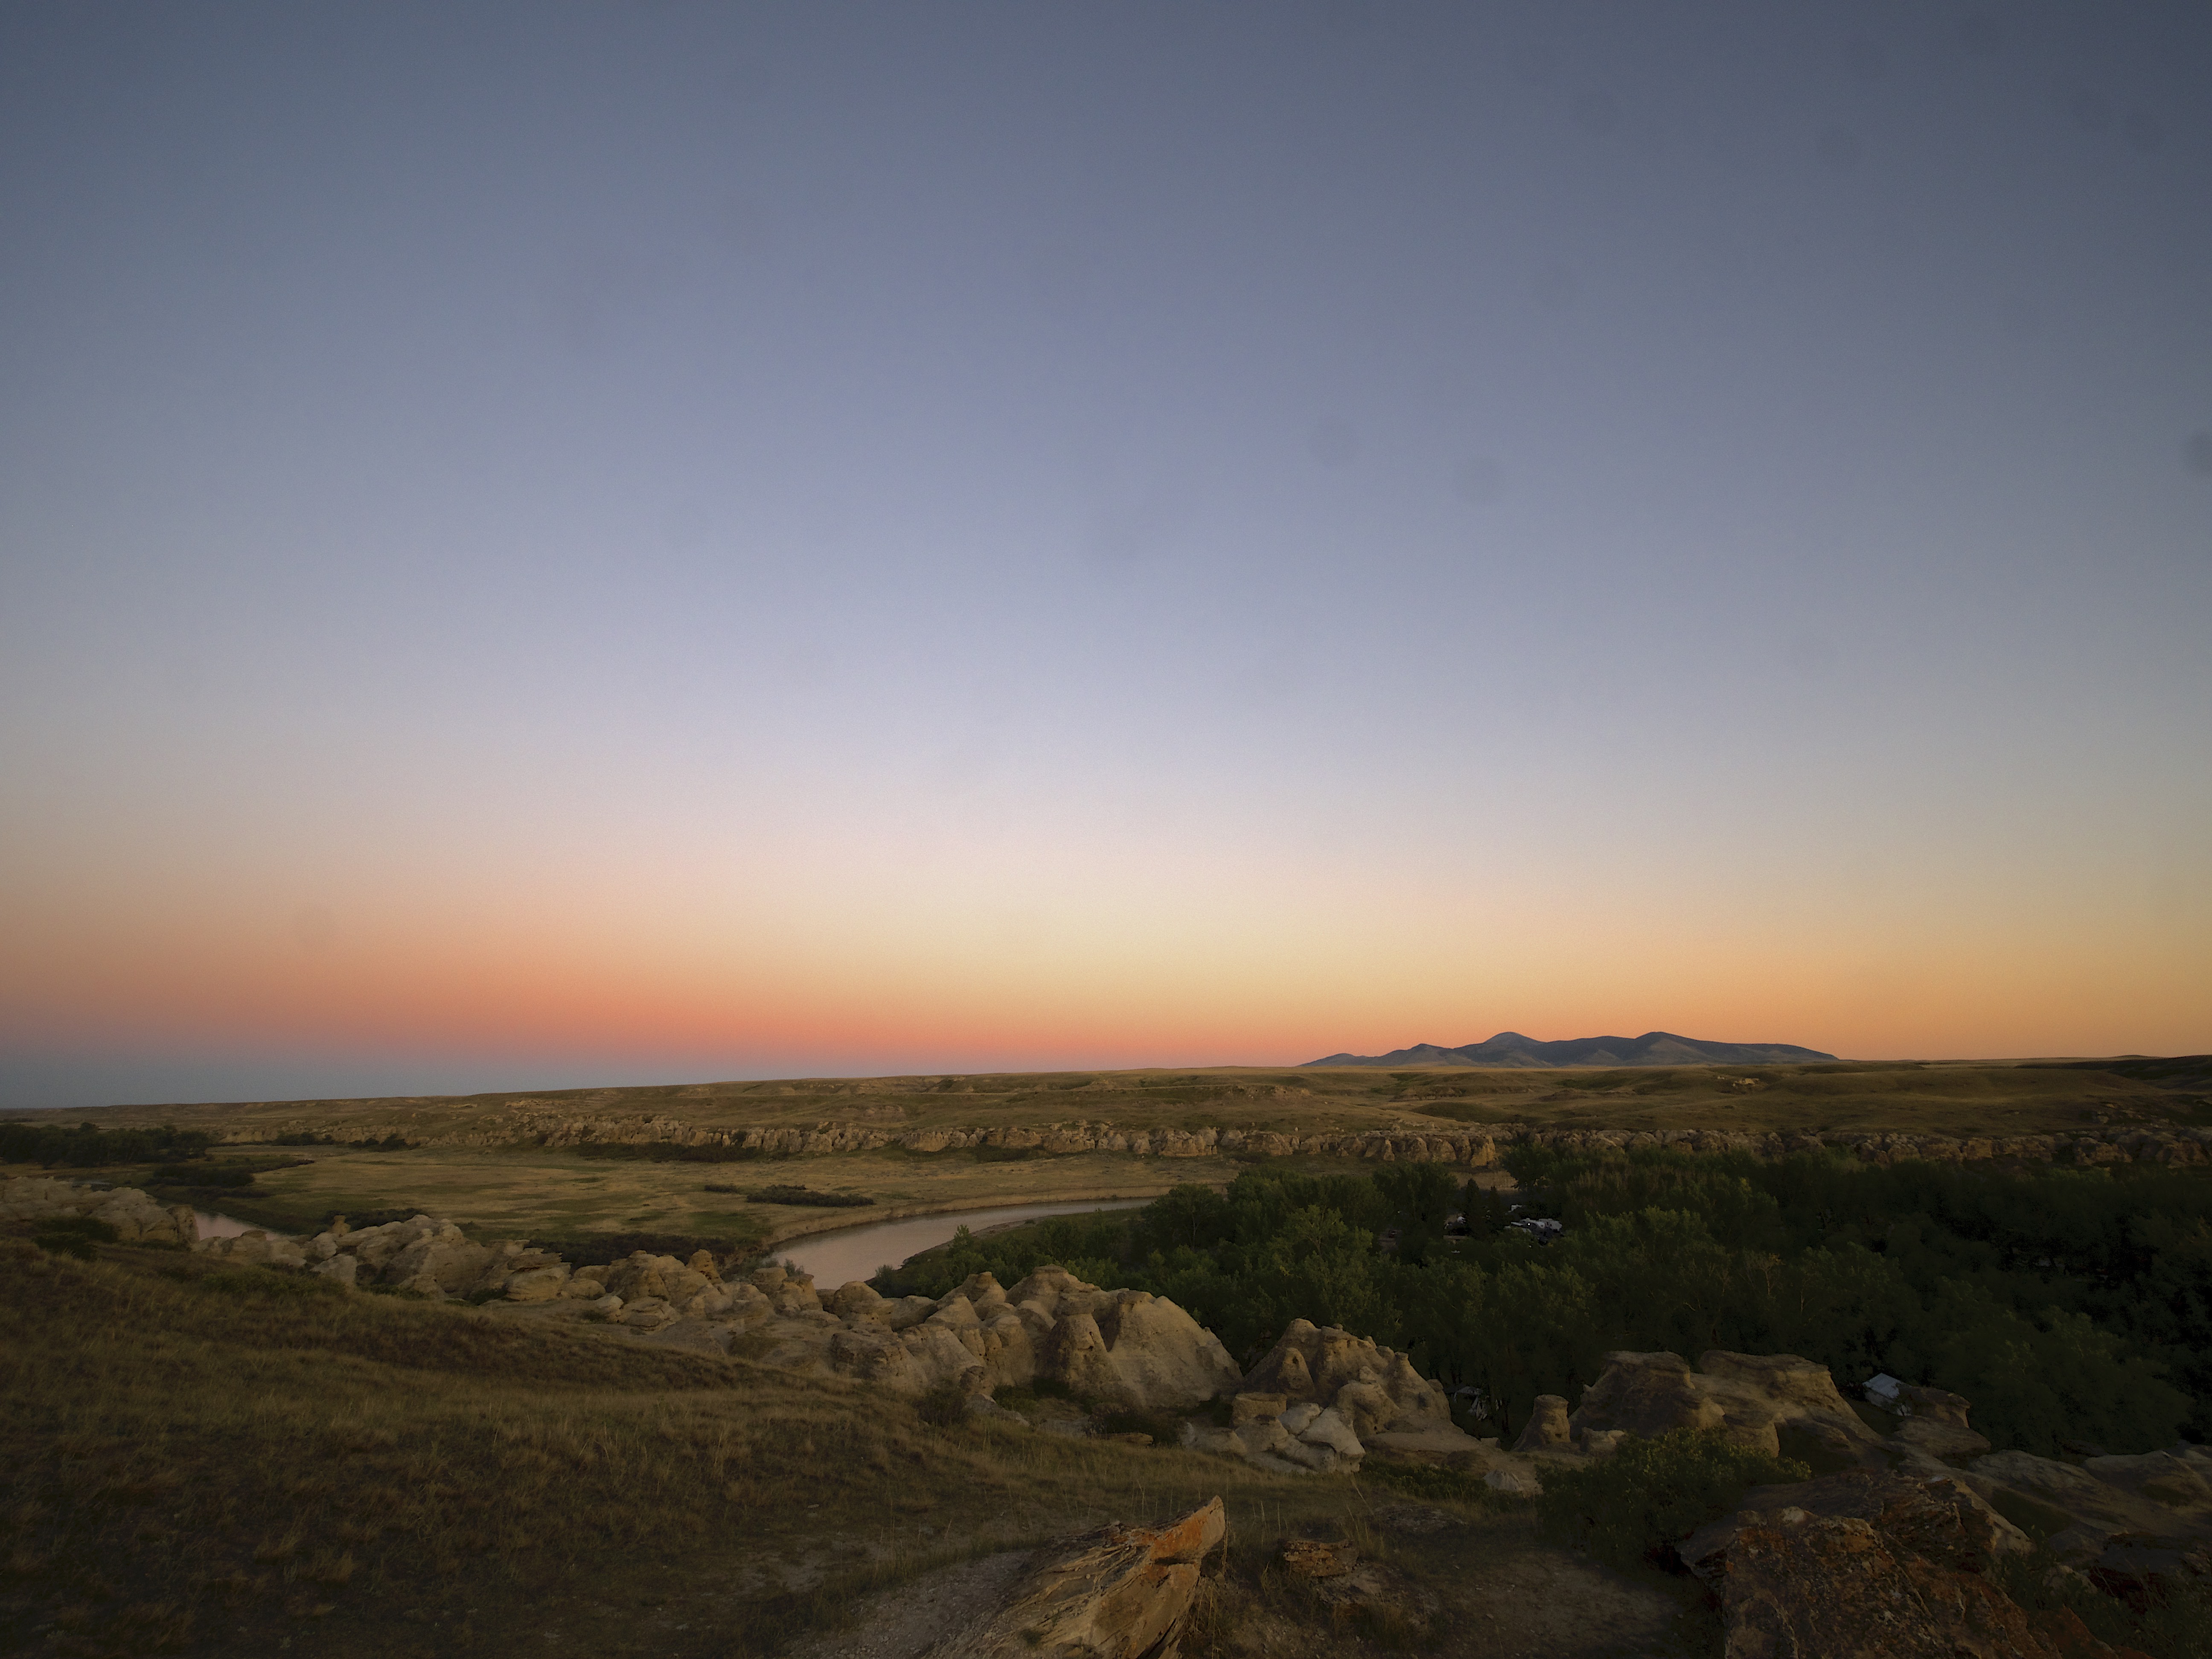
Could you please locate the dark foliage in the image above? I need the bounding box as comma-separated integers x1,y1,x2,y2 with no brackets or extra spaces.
32,1215,121,1259
0,1120,215,1167
1537,1428,1808,1571
746,1185,873,1208
873,1152,2212,1455
570,1141,782,1162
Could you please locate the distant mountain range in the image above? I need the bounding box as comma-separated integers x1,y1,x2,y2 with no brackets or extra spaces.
1301,1031,1839,1068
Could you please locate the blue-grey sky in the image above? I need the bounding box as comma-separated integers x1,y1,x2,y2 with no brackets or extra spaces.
3,3,2208,1109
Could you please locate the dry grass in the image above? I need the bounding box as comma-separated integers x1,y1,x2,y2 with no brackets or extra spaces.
55,1054,2204,1145
15,1054,2201,1248
0,1235,1367,1659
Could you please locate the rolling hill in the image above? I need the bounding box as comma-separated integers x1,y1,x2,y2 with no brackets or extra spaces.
1301,1031,1839,1068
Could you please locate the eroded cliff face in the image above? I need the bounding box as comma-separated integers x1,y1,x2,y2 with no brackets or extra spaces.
197,1101,2212,1170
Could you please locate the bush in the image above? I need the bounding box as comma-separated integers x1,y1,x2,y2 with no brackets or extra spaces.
0,1121,215,1167
1538,1429,1808,1572
746,1185,873,1208
571,1141,777,1163
915,1381,970,1428
194,1267,349,1301
32,1215,120,1259
1360,1460,1492,1506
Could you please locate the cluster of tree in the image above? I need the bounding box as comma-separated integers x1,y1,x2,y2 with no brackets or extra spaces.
268,1131,416,1150
742,1185,873,1208
0,1121,216,1167
570,1141,781,1163
875,1150,2212,1456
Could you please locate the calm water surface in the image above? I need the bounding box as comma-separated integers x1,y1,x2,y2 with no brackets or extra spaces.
779,1200,1146,1290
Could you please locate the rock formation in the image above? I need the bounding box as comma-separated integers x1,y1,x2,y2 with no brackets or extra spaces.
1568,1349,1889,1469
1177,1320,1475,1475
825,1266,1241,1410
212,1091,2212,1170
1,1176,197,1245
941,1498,1225,1658
1238,1318,1452,1434
1679,1469,2151,1659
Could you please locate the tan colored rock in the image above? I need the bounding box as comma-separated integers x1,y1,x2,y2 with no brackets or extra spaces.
951,1499,1225,1659
1681,1472,2102,1659
1569,1350,1886,1465
1240,1319,1450,1437
504,1265,571,1302
768,1272,821,1315
1513,1394,1572,1452
383,1237,494,1292
2080,1448,2212,1514
1281,1539,1355,1578
826,1280,887,1321
1891,1416,1991,1460
1300,1406,1364,1461
1968,1448,2212,1562
310,1254,358,1287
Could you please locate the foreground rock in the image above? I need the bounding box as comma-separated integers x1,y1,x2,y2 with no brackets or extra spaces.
1683,1469,2146,1659
946,1497,1225,1658
1,1177,197,1245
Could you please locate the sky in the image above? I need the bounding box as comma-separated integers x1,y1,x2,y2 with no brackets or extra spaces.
2,3,2208,1110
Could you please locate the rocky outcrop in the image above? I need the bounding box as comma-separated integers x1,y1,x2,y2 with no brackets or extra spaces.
228,1094,2212,1169
948,1498,1225,1658
1238,1319,1452,1435
1181,1392,1375,1474
824,1266,1240,1410
1,1177,198,1245
1965,1445,2212,1566
1569,1350,1888,1469
1176,1321,1477,1476
1681,1470,2145,1659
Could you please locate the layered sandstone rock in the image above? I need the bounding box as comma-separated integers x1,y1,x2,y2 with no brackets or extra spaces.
1680,1470,2147,1659
1569,1349,1888,1468
1239,1318,1452,1435
824,1266,1241,1410
0,1177,197,1245
948,1498,1225,1659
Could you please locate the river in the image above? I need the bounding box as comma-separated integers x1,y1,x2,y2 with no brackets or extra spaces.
777,1199,1147,1290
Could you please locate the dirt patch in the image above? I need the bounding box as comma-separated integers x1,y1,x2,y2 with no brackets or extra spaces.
780,1550,1033,1659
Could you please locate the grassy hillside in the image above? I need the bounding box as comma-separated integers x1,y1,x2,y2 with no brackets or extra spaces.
23,1055,2210,1144
0,1236,1317,1659
0,1232,1718,1659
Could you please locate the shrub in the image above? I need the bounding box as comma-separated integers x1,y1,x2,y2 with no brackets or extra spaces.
32,1215,120,1259
195,1267,349,1301
1360,1460,1491,1506
915,1381,970,1429
746,1185,873,1208
1537,1428,1808,1572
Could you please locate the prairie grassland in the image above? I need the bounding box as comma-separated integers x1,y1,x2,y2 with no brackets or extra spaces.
63,1054,2204,1147
19,1054,2201,1252
161,1142,1223,1247
2,1236,1416,1659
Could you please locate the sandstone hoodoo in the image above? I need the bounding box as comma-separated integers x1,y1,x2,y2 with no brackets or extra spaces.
1177,1319,1470,1475
826,1265,1242,1409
